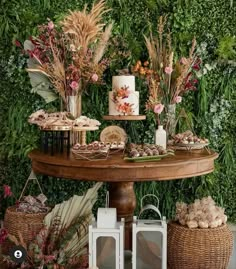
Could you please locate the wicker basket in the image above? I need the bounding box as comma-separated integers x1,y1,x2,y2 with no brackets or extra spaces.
2,171,49,254
2,206,47,253
167,222,233,269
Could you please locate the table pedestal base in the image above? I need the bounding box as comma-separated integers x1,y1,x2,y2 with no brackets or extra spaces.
109,182,136,250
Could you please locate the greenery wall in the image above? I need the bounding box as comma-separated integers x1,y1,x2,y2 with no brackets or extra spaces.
0,0,235,221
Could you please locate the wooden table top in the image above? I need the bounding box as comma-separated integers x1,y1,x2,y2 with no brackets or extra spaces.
29,149,218,182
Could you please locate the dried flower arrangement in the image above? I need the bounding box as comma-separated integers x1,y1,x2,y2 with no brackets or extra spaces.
175,196,227,229
3,183,102,269
18,0,112,109
112,86,134,115
133,16,201,125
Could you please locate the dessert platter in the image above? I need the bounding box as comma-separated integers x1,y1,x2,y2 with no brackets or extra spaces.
28,110,73,130
71,141,110,160
29,110,101,131
169,131,210,151
29,110,101,154
73,116,100,131
124,143,175,162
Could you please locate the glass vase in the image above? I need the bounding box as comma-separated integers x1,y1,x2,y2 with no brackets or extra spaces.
67,94,82,145
165,104,176,139
67,94,82,118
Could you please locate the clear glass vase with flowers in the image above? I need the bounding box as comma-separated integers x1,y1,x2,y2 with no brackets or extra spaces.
18,0,113,118
133,16,202,139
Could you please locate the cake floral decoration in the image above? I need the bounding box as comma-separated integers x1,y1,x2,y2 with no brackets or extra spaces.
112,85,134,115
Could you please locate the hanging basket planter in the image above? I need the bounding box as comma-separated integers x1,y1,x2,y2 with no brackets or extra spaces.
167,222,233,269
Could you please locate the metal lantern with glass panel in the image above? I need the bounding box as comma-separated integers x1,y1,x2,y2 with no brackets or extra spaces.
132,195,167,269
89,207,124,269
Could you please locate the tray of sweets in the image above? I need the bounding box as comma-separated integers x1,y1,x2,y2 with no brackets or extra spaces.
171,131,209,151
124,144,175,162
71,141,110,160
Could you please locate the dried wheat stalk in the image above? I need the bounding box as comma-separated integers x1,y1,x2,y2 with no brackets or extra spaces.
61,0,111,53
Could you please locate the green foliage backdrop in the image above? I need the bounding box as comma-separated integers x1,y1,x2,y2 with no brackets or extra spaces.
0,0,235,221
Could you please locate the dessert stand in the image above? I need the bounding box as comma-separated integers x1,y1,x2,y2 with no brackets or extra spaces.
72,126,99,145
40,126,71,156
40,125,99,155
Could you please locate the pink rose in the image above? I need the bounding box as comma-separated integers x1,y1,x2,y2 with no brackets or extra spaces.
48,21,54,30
175,96,182,103
154,104,164,114
165,66,173,75
91,73,99,82
180,57,188,65
3,185,12,198
70,81,79,90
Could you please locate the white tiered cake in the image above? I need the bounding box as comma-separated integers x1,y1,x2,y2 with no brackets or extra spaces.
109,75,139,115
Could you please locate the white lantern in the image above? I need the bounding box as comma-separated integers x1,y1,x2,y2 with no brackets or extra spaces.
89,207,124,269
132,195,167,269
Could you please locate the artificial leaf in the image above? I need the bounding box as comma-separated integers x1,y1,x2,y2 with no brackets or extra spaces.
24,39,34,51
28,72,58,103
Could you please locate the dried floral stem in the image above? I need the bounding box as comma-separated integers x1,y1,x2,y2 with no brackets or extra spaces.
93,22,113,64
134,17,200,126
61,0,110,53
24,0,112,105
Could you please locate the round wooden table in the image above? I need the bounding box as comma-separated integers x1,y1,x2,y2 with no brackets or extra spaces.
29,149,218,249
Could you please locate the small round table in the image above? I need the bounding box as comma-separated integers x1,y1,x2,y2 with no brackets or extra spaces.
29,149,218,249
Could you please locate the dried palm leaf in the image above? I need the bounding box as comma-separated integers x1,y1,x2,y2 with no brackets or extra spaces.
43,182,102,262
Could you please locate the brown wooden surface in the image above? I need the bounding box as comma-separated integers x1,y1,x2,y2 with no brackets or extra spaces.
29,149,218,182
103,115,146,120
29,148,218,250
109,182,136,250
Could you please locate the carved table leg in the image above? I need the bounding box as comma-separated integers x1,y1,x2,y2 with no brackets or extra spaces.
109,182,136,250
